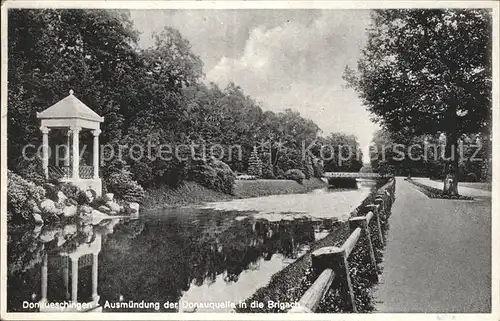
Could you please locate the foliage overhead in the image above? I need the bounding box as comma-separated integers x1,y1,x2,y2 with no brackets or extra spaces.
9,9,366,192
344,9,492,137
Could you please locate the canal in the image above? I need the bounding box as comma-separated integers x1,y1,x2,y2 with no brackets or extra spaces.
7,180,377,313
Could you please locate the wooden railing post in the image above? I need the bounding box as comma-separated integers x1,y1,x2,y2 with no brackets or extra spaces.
374,197,386,223
290,179,396,314
366,203,384,246
349,216,378,277
371,209,384,245
310,246,357,312
374,197,385,215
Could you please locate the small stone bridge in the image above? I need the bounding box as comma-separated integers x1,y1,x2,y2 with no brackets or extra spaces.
323,172,390,179
323,172,392,188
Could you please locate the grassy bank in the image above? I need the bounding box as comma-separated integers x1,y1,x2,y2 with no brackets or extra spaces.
233,178,327,199
142,181,233,210
143,178,328,210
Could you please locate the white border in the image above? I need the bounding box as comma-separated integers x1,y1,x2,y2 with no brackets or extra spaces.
1,1,499,320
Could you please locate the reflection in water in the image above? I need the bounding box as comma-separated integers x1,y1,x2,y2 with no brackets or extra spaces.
200,180,374,220
8,213,332,313
8,218,123,312
8,184,375,313
97,213,327,312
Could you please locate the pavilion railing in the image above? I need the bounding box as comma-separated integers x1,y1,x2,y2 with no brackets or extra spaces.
48,166,71,179
79,166,94,179
48,165,94,179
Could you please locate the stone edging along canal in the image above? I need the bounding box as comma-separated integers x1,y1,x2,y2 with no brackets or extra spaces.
235,178,396,313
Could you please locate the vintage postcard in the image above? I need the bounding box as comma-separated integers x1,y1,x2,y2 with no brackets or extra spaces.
1,1,498,320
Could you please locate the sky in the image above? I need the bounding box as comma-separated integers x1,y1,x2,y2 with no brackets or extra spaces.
129,9,379,163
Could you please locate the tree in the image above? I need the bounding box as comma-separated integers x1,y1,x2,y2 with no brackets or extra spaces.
369,129,434,177
247,146,262,177
318,133,363,172
345,9,492,195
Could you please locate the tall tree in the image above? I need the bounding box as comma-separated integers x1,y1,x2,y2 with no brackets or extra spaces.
318,133,363,172
345,9,492,195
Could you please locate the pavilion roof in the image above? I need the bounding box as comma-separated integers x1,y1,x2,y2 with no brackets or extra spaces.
37,91,104,122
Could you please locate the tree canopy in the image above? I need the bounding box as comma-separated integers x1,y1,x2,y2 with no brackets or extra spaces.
8,9,366,191
345,9,492,137
345,9,492,192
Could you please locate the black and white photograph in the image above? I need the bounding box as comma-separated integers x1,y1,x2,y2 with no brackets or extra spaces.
0,1,498,319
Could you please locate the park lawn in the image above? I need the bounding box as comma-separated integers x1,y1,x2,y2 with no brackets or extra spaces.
458,182,491,191
233,178,327,199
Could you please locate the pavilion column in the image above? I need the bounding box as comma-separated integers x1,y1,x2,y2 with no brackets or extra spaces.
64,130,71,178
92,129,101,179
92,252,99,301
71,126,81,180
71,256,79,303
40,253,48,303
65,130,71,167
62,258,70,300
40,126,50,178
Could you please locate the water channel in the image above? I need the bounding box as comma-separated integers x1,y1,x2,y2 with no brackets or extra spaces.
7,180,377,312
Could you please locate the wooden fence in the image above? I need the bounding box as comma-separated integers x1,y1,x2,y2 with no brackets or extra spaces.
289,178,396,313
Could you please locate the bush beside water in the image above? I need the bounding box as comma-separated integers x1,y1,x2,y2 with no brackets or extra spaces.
7,169,140,227
189,158,236,195
7,171,46,224
285,169,306,184
106,169,146,203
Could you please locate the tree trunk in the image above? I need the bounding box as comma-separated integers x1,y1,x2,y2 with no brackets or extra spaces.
443,131,459,195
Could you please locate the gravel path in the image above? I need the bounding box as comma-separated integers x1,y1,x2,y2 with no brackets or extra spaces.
373,177,491,312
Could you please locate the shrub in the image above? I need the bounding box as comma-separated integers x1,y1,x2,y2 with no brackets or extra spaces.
466,172,478,182
91,196,108,208
102,180,109,195
42,182,88,204
260,154,275,179
274,166,285,179
130,160,154,188
211,158,236,194
106,169,146,203
190,163,217,187
285,169,306,184
276,149,302,173
262,162,276,179
189,158,236,194
14,157,46,186
77,189,95,205
43,183,59,201
60,183,80,200
101,157,128,179
7,170,46,224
